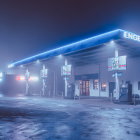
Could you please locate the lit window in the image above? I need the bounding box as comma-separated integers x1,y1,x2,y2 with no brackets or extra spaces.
101,82,107,91
93,79,99,89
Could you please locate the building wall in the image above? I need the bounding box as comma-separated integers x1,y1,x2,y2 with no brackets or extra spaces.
10,57,66,96
74,57,140,97
10,56,140,97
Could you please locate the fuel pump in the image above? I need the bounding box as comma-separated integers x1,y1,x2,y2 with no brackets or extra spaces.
119,82,132,102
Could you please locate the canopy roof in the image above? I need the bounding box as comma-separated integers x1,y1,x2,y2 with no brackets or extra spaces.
8,29,140,68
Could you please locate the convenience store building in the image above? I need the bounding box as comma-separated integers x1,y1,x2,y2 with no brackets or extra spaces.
8,29,140,99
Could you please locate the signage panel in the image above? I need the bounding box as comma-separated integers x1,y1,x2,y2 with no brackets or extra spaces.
108,56,126,71
75,73,99,80
118,56,127,70
40,68,48,78
61,65,72,76
112,72,123,77
124,31,140,42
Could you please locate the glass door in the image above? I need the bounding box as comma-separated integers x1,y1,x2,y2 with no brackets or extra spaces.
79,80,90,96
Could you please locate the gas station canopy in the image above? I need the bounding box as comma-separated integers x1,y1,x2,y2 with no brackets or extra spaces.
8,29,140,67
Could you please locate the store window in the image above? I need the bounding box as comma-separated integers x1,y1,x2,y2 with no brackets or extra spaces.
101,82,107,92
138,81,140,90
93,79,99,90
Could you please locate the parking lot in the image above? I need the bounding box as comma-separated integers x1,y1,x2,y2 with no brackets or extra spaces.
0,97,140,140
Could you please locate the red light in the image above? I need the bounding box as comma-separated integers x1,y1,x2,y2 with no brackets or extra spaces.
16,76,38,81
16,76,25,81
16,76,20,80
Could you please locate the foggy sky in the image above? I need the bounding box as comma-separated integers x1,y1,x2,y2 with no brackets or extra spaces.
0,0,140,71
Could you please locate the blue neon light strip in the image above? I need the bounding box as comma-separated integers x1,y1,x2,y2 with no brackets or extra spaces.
8,29,125,67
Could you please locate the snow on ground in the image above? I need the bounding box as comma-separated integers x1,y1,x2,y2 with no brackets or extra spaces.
0,97,140,140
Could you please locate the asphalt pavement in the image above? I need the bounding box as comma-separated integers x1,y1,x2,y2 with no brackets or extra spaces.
0,97,140,140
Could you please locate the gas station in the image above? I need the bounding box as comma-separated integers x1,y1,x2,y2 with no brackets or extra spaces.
6,29,140,102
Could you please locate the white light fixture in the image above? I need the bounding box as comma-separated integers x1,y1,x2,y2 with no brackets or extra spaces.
36,60,40,64
8,64,14,68
58,54,63,58
110,40,114,44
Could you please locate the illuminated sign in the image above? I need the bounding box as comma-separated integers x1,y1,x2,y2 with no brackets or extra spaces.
112,72,122,77
108,56,126,71
40,69,48,78
61,65,72,76
124,31,140,42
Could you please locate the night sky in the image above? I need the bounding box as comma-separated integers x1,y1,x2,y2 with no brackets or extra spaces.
0,0,140,71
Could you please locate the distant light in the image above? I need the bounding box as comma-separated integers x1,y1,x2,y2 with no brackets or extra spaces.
29,76,39,81
16,94,25,97
16,75,39,82
16,76,25,81
8,64,14,68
